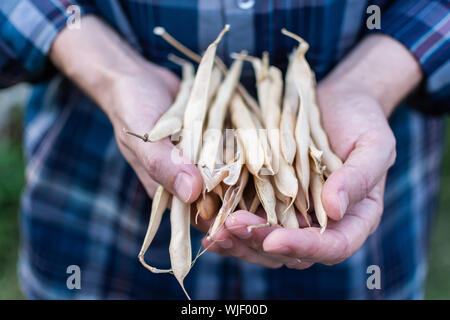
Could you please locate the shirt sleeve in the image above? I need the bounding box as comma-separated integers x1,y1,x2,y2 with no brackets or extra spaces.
0,0,96,88
369,0,450,114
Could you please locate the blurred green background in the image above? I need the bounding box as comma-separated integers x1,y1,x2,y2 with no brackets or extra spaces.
0,86,449,300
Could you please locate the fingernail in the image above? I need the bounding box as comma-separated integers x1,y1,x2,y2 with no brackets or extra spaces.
338,190,349,218
219,238,233,249
174,172,192,203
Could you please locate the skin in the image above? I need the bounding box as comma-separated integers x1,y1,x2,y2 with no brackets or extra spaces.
50,16,202,204
202,34,422,269
51,16,422,269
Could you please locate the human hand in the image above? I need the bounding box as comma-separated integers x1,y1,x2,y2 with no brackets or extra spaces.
200,33,424,269
107,63,203,202
257,84,395,268
50,16,202,203
200,85,395,269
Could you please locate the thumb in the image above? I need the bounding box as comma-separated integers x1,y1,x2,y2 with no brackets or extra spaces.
136,138,202,203
322,133,396,220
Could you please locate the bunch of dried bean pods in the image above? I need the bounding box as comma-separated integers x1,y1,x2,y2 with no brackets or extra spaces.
126,26,342,299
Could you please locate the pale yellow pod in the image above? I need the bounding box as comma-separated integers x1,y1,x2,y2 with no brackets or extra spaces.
264,66,282,168
196,192,221,222
229,94,264,176
309,142,326,175
199,166,228,193
281,28,342,176
235,52,275,175
213,183,224,201
294,101,311,210
294,180,310,227
238,198,248,211
138,185,172,273
247,107,274,176
310,169,327,234
200,132,244,194
253,175,278,226
222,135,244,186
276,199,299,229
249,195,261,213
228,53,270,174
266,66,298,203
237,83,263,123
208,168,249,239
169,196,192,299
153,26,262,122
246,55,271,124
309,92,343,176
280,50,298,164
207,67,223,103
281,30,311,210
273,160,298,205
171,25,229,301
181,25,229,163
147,56,194,142
199,58,243,171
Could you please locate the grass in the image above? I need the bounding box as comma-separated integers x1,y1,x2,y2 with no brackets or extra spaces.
0,116,449,299
0,140,24,299
425,120,450,299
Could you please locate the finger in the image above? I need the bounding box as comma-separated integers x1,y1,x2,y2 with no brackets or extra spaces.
322,130,396,220
134,138,202,203
202,233,283,269
225,210,281,243
117,146,160,197
190,203,213,233
224,211,303,265
263,181,383,265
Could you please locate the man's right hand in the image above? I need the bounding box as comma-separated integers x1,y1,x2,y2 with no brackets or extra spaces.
50,15,202,203
108,64,202,202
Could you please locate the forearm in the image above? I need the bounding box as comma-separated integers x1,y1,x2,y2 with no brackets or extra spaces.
320,34,423,116
49,15,148,113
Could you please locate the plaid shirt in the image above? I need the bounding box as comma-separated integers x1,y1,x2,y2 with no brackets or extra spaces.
0,0,449,299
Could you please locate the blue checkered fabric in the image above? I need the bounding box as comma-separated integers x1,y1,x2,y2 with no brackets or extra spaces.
0,0,449,299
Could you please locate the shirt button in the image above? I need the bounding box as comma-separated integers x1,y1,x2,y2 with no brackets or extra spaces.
237,0,255,10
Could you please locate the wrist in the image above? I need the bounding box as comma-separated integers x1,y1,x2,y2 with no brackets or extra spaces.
50,16,148,112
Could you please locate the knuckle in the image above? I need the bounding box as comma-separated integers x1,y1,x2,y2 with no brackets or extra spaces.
346,164,371,199
144,153,162,176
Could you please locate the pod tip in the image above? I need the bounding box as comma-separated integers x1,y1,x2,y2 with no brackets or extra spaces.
153,26,165,35
230,52,240,60
320,226,326,234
